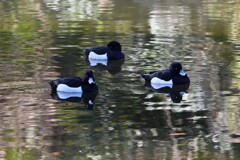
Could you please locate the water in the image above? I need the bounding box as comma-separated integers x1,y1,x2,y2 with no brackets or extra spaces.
0,0,240,159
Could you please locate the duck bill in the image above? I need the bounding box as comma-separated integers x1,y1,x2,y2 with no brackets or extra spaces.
180,70,186,76
180,92,185,96
88,77,95,84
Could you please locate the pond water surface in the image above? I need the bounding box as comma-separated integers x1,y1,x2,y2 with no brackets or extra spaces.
1,0,240,160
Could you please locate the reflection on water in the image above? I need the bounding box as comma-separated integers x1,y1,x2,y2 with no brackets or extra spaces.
0,0,240,159
87,58,125,75
145,83,190,103
51,91,98,110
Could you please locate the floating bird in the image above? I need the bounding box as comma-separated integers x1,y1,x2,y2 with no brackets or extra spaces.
49,70,98,93
85,41,125,60
141,62,190,85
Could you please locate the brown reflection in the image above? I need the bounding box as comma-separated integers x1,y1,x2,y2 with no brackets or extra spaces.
0,0,65,159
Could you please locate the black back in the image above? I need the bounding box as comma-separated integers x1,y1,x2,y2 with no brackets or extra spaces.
141,69,172,83
49,76,83,91
55,76,83,87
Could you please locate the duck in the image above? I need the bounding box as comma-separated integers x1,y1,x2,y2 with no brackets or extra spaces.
141,62,190,85
49,70,98,93
85,41,125,60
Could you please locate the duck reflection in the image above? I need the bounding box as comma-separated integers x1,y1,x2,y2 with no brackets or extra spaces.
86,58,125,75
146,83,190,103
51,90,98,110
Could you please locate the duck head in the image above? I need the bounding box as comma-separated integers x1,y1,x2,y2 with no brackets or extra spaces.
107,41,122,51
83,70,95,84
169,62,186,76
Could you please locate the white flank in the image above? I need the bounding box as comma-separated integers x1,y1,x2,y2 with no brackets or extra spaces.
151,83,173,89
151,77,173,85
89,51,108,60
89,58,108,66
57,91,82,99
57,84,83,93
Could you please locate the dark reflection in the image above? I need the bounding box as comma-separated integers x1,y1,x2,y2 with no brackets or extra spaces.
145,83,190,103
133,108,209,137
51,90,98,110
86,58,125,75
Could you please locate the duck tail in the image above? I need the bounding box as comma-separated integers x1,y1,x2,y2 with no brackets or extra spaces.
141,74,151,83
48,80,57,91
85,49,90,56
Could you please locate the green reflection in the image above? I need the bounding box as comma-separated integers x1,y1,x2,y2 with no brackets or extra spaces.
5,148,41,160
207,21,229,42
